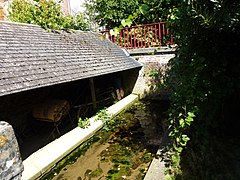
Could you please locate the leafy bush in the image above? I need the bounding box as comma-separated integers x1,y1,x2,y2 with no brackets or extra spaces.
78,117,90,129
164,0,240,178
8,0,89,30
84,0,180,29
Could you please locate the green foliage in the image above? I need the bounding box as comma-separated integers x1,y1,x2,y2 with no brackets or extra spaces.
137,0,180,25
163,0,240,178
84,0,180,29
8,0,89,30
78,117,91,129
96,108,113,131
61,14,90,31
78,108,112,129
85,0,139,29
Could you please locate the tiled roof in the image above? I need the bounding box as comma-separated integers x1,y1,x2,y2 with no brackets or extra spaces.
0,21,142,97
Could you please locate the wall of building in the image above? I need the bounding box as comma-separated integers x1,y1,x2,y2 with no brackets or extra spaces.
60,0,70,16
0,5,4,20
0,0,10,21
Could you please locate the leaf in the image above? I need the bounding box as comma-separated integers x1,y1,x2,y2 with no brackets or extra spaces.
182,106,186,111
169,131,174,137
187,112,195,117
174,129,179,134
179,118,184,127
125,18,132,27
186,115,194,126
180,141,187,146
173,144,183,153
121,15,133,27
171,154,180,162
176,137,180,142
100,34,107,40
139,4,149,15
164,169,171,175
182,134,190,142
121,19,127,27
110,28,119,36
164,174,173,180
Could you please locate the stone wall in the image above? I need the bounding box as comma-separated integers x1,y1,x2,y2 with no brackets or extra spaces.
0,121,23,179
131,50,176,99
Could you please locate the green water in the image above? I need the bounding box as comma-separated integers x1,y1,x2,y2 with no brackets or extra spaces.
41,100,169,180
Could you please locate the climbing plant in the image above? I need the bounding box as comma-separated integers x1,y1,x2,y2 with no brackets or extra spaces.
163,0,240,178
8,0,89,30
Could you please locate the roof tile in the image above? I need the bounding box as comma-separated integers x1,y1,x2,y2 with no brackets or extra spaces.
0,21,141,97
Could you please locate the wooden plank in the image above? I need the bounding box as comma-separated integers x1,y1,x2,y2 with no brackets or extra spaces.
89,78,97,109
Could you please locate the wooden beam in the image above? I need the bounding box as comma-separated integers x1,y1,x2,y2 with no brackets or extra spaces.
89,78,97,109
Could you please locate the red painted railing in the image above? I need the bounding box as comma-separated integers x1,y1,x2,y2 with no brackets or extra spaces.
100,22,174,49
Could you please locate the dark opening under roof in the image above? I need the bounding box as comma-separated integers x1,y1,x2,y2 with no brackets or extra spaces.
0,21,142,97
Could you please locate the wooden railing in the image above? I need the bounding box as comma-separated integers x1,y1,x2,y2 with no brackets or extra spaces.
100,22,174,49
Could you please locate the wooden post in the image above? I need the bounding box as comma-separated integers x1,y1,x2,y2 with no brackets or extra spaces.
89,78,97,109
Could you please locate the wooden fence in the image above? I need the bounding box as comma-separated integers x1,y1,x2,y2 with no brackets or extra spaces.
100,22,174,49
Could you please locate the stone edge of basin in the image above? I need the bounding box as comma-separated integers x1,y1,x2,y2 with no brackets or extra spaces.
21,94,139,180
144,130,171,180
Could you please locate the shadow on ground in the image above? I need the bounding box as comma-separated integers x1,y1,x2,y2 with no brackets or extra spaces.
18,110,78,160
